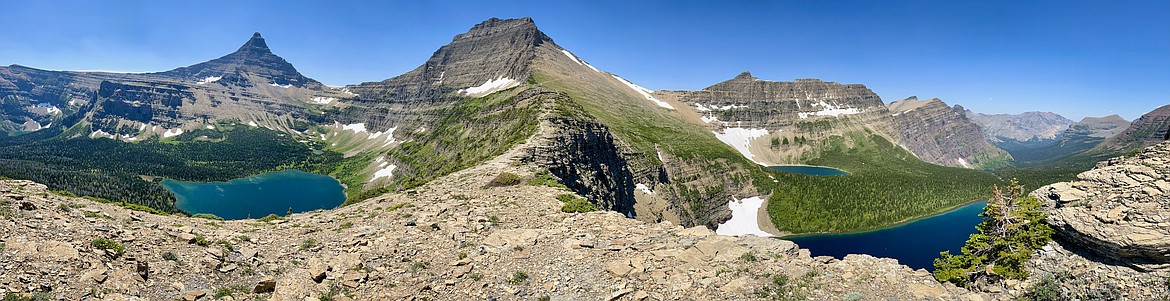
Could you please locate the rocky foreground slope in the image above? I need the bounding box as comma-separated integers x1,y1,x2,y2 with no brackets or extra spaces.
0,123,978,300
4,120,1170,300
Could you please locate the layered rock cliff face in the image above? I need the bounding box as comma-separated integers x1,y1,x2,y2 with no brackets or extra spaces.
655,75,1011,169
1027,141,1170,298
659,72,888,130
887,97,1012,168
1098,105,1170,152
965,110,1073,143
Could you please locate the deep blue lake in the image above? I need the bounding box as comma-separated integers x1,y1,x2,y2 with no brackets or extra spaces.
768,165,849,176
162,170,346,220
786,201,986,271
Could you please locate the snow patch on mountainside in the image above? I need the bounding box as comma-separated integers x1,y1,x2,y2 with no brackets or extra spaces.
713,128,769,164
342,123,368,133
196,76,221,85
635,183,655,195
162,128,184,138
716,196,773,237
612,75,673,110
310,97,336,105
458,77,519,97
798,101,861,119
560,49,600,72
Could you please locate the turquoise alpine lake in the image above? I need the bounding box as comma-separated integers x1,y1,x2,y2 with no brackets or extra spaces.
785,201,986,271
768,165,849,176
161,170,346,220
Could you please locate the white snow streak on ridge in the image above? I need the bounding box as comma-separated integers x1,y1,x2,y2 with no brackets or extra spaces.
90,130,113,139
162,128,184,138
798,101,861,119
247,121,258,127
957,158,971,168
373,164,397,181
310,97,336,105
270,83,293,88
716,196,773,237
611,75,673,110
713,128,769,164
458,77,519,97
635,183,655,195
196,76,221,85
701,115,720,123
560,49,600,72
341,123,368,133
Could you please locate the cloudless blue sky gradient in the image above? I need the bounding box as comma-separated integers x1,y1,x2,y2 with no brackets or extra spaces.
0,0,1166,120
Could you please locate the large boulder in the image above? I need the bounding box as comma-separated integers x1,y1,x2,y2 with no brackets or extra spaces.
1031,142,1170,267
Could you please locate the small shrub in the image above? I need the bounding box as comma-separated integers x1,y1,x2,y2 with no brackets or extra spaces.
91,238,125,256
558,194,596,213
506,270,529,284
162,251,180,262
193,213,224,221
469,273,484,281
3,292,53,301
555,194,577,203
487,215,500,223
300,238,317,251
215,240,234,251
386,202,413,212
409,261,429,272
83,211,102,219
337,221,353,231
457,252,468,260
526,169,567,189
193,233,211,246
739,252,757,262
485,172,522,187
257,214,283,223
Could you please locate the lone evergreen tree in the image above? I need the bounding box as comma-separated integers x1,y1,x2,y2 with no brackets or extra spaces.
933,179,1053,287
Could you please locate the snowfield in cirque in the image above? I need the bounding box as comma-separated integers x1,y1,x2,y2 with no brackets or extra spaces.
713,127,769,164
716,196,773,237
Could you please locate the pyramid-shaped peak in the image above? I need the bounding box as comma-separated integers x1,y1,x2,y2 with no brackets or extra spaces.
236,32,270,54
154,32,319,88
734,71,755,80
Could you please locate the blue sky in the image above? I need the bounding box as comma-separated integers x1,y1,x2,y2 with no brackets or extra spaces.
1,1,1166,120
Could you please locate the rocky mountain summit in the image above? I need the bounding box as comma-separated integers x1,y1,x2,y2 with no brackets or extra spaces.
965,111,1073,143
0,131,977,300
156,32,323,89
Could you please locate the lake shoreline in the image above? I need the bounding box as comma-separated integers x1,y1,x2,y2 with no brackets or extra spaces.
778,199,986,239
162,170,346,220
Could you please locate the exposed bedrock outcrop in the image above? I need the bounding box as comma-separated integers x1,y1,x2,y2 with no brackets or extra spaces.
521,116,642,216
1032,141,1170,269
